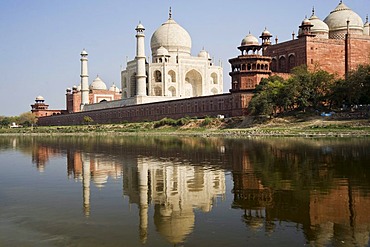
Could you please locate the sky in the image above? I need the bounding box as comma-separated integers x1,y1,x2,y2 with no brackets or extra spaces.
0,0,368,116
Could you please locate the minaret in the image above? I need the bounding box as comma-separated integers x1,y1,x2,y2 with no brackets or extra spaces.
80,49,89,110
135,23,147,96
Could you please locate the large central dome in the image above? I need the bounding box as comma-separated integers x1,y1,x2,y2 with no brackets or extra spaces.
150,18,192,57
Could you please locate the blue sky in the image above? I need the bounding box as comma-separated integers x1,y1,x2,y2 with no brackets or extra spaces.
0,0,368,116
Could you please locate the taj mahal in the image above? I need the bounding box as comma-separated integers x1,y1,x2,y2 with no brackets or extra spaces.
33,1,370,125
60,9,223,114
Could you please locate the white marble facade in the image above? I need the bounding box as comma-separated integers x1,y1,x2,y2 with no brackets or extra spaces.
121,13,223,101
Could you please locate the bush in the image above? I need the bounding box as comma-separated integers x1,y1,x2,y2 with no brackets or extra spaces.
176,117,190,126
201,116,213,127
83,116,94,124
154,118,177,128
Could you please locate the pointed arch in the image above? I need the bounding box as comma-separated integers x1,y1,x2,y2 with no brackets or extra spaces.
168,70,176,83
185,69,202,97
211,72,218,84
154,86,162,96
168,86,176,96
288,54,296,72
130,73,136,97
154,70,162,82
279,56,287,72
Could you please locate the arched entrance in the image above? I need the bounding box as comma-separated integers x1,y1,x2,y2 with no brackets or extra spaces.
184,69,202,97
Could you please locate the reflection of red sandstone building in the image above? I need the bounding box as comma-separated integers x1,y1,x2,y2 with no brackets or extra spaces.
231,149,370,246
31,145,62,172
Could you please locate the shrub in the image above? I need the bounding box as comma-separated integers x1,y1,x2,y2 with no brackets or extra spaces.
83,116,94,124
176,117,190,126
154,118,177,128
201,116,213,127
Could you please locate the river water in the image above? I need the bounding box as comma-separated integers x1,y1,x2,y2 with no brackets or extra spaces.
0,136,369,247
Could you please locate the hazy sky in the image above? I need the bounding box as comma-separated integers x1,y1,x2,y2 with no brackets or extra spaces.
0,0,368,116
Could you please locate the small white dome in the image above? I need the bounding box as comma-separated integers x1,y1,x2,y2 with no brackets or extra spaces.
109,83,120,93
157,46,169,56
80,49,88,56
261,28,272,37
309,13,329,39
89,75,107,90
301,18,312,26
324,2,364,36
241,33,259,46
198,49,209,59
36,96,44,101
364,17,370,35
136,22,145,30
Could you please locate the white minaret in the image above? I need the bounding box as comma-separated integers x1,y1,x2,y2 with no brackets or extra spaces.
135,23,147,96
80,49,89,110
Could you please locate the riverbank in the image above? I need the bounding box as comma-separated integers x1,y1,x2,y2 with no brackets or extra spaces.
1,116,370,137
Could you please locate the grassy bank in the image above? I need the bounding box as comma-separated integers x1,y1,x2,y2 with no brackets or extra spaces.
1,116,370,137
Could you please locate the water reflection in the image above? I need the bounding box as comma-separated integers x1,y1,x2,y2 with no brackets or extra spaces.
35,136,226,245
1,136,370,246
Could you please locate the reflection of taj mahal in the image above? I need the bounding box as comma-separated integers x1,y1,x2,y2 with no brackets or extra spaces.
71,151,226,245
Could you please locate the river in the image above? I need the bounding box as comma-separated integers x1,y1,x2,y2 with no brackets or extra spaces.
0,136,369,246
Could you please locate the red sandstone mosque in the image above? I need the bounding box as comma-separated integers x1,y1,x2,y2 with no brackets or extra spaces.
34,2,370,125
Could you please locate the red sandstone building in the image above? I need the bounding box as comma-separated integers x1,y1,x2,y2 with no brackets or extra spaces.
36,2,370,126
264,4,370,76
31,96,64,117
65,76,121,113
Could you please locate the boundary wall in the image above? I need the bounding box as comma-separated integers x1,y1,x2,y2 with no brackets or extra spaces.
37,92,253,126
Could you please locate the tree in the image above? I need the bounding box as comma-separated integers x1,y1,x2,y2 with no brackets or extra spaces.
331,64,370,107
19,112,37,127
249,65,337,115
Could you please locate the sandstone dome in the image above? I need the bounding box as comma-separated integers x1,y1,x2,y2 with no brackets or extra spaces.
241,33,259,46
324,2,364,38
150,18,192,57
89,76,107,90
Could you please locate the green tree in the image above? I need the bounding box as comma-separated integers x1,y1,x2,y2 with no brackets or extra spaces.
19,112,37,126
0,116,10,127
249,65,336,115
331,64,370,107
